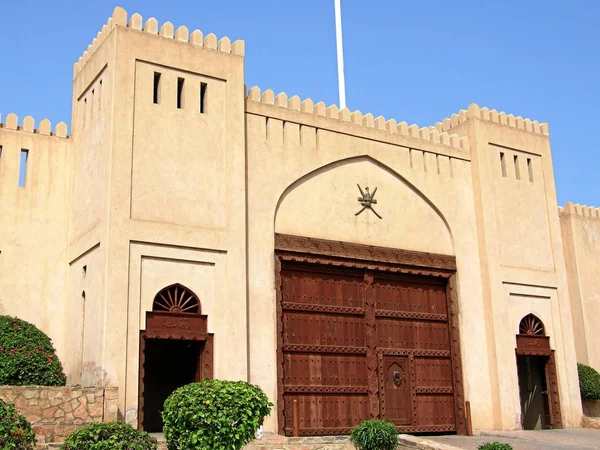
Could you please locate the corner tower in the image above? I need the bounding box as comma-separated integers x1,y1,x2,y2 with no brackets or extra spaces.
431,106,582,429
68,7,247,425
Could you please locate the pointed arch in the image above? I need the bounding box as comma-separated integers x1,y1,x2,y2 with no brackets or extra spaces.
274,155,453,238
152,283,201,314
519,313,545,336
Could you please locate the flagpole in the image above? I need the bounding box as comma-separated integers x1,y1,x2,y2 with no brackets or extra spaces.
334,0,347,109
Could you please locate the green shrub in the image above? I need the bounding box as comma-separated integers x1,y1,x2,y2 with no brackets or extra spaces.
0,399,36,450
0,316,66,386
60,422,157,450
478,443,513,450
578,363,600,400
162,380,272,450
350,419,398,450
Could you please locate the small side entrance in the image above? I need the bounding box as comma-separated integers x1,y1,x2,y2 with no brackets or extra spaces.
138,284,214,432
515,314,562,430
143,339,204,431
517,355,550,429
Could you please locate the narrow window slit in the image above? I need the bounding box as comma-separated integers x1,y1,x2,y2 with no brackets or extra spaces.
265,117,270,140
200,82,207,113
500,152,507,177
409,149,414,169
99,80,102,110
153,72,161,104
514,155,521,180
527,158,533,182
282,121,287,145
91,89,95,119
177,77,185,109
19,149,28,187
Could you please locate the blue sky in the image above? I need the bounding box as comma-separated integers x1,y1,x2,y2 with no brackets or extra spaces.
1,0,598,206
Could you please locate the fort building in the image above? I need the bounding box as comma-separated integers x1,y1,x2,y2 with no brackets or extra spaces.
1,6,599,436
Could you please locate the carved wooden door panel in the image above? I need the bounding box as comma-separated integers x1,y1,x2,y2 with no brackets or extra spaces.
374,274,457,433
278,259,461,436
280,263,368,435
379,356,412,425
545,352,563,428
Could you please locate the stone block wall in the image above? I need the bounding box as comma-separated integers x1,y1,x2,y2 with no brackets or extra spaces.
244,435,354,450
0,386,118,445
582,399,600,417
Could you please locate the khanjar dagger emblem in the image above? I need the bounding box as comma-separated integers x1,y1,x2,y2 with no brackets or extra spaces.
355,184,382,219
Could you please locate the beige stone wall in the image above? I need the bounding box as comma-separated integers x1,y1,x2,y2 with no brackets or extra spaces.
0,386,117,445
0,116,72,375
560,204,600,370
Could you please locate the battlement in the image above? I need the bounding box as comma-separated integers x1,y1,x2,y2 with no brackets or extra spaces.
0,113,68,138
246,86,470,153
73,6,245,79
430,104,549,136
559,202,600,219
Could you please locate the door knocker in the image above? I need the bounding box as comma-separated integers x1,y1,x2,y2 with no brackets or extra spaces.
393,370,402,386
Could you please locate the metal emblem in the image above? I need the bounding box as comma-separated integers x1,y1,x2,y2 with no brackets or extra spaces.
355,184,382,219
393,370,402,386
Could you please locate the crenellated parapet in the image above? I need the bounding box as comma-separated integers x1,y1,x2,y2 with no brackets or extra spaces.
560,202,600,219
0,113,68,138
431,104,549,136
246,86,470,153
73,6,245,79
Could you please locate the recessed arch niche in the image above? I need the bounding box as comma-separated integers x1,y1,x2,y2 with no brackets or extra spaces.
275,156,454,256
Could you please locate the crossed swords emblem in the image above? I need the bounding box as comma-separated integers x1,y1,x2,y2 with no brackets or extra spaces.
355,184,382,219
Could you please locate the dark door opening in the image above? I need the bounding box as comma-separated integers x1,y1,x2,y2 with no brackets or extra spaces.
142,339,203,432
517,355,550,430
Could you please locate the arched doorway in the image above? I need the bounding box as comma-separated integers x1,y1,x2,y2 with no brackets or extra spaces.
138,284,214,432
515,314,562,430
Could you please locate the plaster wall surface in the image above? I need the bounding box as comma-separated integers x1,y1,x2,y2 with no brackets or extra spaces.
560,206,600,370
0,122,71,373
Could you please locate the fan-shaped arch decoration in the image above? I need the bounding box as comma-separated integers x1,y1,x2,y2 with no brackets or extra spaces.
519,313,545,336
153,284,201,314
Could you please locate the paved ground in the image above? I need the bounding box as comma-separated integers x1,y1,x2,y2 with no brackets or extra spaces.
423,429,600,449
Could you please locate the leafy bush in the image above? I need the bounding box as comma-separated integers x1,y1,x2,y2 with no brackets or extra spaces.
60,422,157,450
578,363,600,400
478,443,513,450
162,380,273,450
0,399,36,450
350,419,398,450
0,316,66,386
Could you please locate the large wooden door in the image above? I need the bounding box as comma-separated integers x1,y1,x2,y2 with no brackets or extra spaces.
278,257,463,436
